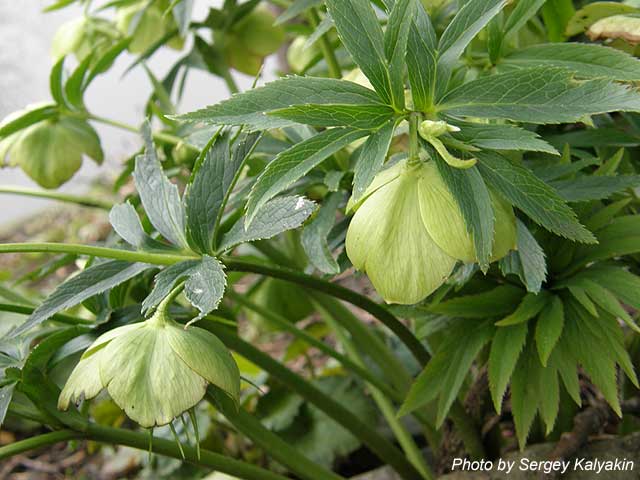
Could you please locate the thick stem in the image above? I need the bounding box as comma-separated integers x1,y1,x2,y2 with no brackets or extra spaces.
309,8,342,79
0,243,197,265
0,186,112,210
409,113,422,166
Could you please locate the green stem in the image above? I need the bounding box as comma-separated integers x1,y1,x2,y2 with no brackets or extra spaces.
200,320,423,480
227,290,398,400
221,68,240,94
409,113,421,165
319,306,433,480
224,258,431,366
0,303,90,326
0,430,80,460
309,8,342,79
0,186,112,210
0,243,197,265
207,389,345,480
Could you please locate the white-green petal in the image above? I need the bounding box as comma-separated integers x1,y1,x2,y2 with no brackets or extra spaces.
418,162,476,263
83,322,145,358
490,191,517,261
58,347,105,410
346,164,456,304
166,324,241,404
346,160,405,214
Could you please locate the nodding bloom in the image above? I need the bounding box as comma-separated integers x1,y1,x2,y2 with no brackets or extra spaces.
59,301,240,428
346,159,516,304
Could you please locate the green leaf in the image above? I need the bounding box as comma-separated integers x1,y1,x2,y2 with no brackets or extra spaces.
502,43,640,81
510,341,542,449
176,76,383,131
352,121,396,201
503,0,546,42
325,0,394,105
9,261,150,338
0,104,58,139
399,319,494,420
550,175,640,202
384,0,416,108
219,196,316,251
451,122,557,154
172,0,193,35
246,127,369,226
142,260,200,315
430,285,525,318
535,295,564,366
406,3,437,110
476,152,596,243
438,67,640,124
276,0,323,25
585,198,632,232
109,202,168,250
435,161,493,269
0,383,16,427
488,322,528,413
134,123,188,248
572,265,640,310
579,279,640,333
499,219,547,294
50,57,67,106
495,291,550,326
436,0,506,96
537,360,560,435
542,0,574,42
573,215,640,267
533,157,599,182
301,192,341,275
268,104,395,130
184,255,227,322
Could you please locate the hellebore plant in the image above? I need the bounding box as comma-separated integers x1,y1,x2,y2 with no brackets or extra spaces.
3,1,640,480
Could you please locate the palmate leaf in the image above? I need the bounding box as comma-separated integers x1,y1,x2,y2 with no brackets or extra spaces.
535,295,564,367
219,196,316,251
430,285,525,319
489,322,528,413
495,291,551,327
9,261,151,338
476,151,596,243
571,265,640,310
325,0,394,105
176,76,384,131
438,67,640,124
246,127,369,226
502,43,640,81
134,123,188,248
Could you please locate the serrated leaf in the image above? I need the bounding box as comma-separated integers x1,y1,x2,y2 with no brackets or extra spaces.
502,43,640,81
499,219,547,293
496,291,550,326
550,175,640,202
435,161,494,268
0,104,58,139
352,121,396,201
439,67,640,124
325,0,394,105
537,359,560,435
246,127,369,226
579,279,640,334
9,261,150,338
184,255,226,322
532,157,600,182
134,123,188,248
503,0,547,41
64,54,92,110
109,202,167,250
384,0,416,108
176,76,383,131
542,0,574,42
573,215,640,267
476,151,596,243
451,122,557,154
301,192,341,275
0,383,16,427
535,295,564,366
268,103,395,130
430,285,525,318
585,198,631,232
406,2,437,110
511,342,541,450
572,265,640,310
142,260,200,315
436,0,506,97
220,196,315,251
489,322,528,413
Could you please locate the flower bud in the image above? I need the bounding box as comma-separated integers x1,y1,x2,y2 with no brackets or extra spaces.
52,17,121,64
346,160,517,304
116,0,184,54
59,309,240,428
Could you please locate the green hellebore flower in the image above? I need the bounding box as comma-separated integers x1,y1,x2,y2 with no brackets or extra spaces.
116,0,184,54
0,115,103,189
224,6,285,75
58,309,240,428
346,159,516,304
51,17,121,64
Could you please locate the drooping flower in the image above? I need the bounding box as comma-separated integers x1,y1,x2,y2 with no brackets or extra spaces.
346,159,516,304
58,302,240,428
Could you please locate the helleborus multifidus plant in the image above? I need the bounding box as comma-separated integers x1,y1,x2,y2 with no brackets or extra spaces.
2,0,640,479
